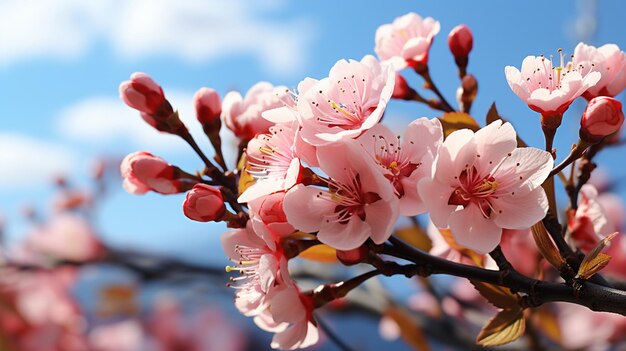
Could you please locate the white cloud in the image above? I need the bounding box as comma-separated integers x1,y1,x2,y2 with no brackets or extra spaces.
0,134,75,188
0,0,313,75
56,93,240,166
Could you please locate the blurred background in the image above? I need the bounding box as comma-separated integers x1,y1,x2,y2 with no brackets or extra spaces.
0,0,624,350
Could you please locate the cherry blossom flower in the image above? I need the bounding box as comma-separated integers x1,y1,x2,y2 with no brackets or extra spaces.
248,191,295,245
296,55,395,146
574,42,626,99
505,52,601,116
375,12,441,71
239,123,304,203
418,120,553,254
568,184,615,252
221,222,284,315
222,82,288,140
284,140,399,250
356,118,442,215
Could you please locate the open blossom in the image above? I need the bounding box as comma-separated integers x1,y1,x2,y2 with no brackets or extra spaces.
505,52,601,116
574,42,626,99
221,222,284,315
239,124,303,203
418,120,553,254
284,140,399,250
568,184,615,252
222,82,288,139
356,118,442,215
121,151,185,195
375,12,441,71
296,55,394,146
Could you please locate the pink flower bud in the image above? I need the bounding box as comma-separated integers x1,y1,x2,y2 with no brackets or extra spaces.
194,87,222,125
580,96,624,143
121,151,180,195
336,246,369,266
391,73,416,100
119,72,165,115
448,25,473,59
183,184,225,222
255,192,288,224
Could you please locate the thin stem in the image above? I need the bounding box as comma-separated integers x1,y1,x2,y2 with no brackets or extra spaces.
549,141,589,178
416,68,455,112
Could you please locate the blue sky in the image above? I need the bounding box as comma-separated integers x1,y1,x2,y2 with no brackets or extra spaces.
0,0,624,264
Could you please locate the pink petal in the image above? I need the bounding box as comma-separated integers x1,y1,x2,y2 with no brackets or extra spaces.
403,37,429,61
473,121,517,171
365,197,399,244
417,178,456,228
317,215,371,250
283,185,335,233
493,187,548,229
494,147,553,196
238,178,285,203
434,128,477,184
448,204,502,254
262,106,297,124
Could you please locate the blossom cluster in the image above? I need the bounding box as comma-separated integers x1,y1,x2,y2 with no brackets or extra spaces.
119,11,626,351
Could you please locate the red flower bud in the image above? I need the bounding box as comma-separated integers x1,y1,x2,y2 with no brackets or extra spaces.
392,73,416,100
580,96,624,143
119,72,165,115
448,25,473,59
183,184,226,222
194,88,222,125
121,151,182,195
336,245,369,266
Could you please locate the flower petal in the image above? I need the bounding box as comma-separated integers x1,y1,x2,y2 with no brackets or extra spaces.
448,204,502,254
493,187,548,229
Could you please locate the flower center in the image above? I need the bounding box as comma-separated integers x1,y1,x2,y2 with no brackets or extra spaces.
448,167,499,218
371,133,421,197
323,173,381,223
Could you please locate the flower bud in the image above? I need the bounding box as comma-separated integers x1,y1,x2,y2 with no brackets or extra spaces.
183,184,226,222
121,151,183,195
336,245,369,266
448,25,473,59
391,73,416,100
119,72,165,115
580,96,624,143
194,87,222,126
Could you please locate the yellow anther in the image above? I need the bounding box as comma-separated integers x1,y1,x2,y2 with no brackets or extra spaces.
259,147,274,155
330,101,357,120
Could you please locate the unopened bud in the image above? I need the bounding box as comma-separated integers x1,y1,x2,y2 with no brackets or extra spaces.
448,25,473,59
457,74,478,112
119,72,166,115
392,73,417,100
194,87,222,128
183,184,226,222
580,96,624,143
121,151,188,195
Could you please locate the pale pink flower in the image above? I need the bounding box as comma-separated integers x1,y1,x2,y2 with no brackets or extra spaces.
248,191,295,245
568,184,615,252
418,120,553,254
296,55,394,146
182,184,226,222
239,123,304,203
500,228,540,277
284,140,399,250
121,151,184,195
89,320,145,351
356,118,442,215
255,279,318,350
25,215,104,262
221,222,284,315
557,303,621,351
574,42,626,99
505,53,601,116
222,82,288,139
375,12,441,71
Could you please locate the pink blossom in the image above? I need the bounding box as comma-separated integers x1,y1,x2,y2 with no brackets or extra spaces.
284,140,399,250
239,123,304,203
375,12,441,71
557,303,622,350
448,24,473,59
296,55,395,146
356,118,442,215
119,72,165,115
255,279,318,350
580,96,624,142
89,320,145,351
418,120,553,254
182,184,225,222
221,222,284,315
505,53,601,116
500,228,540,277
222,82,287,139
194,87,222,125
25,215,104,262
568,184,615,252
574,42,626,99
121,151,183,195
248,191,295,246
